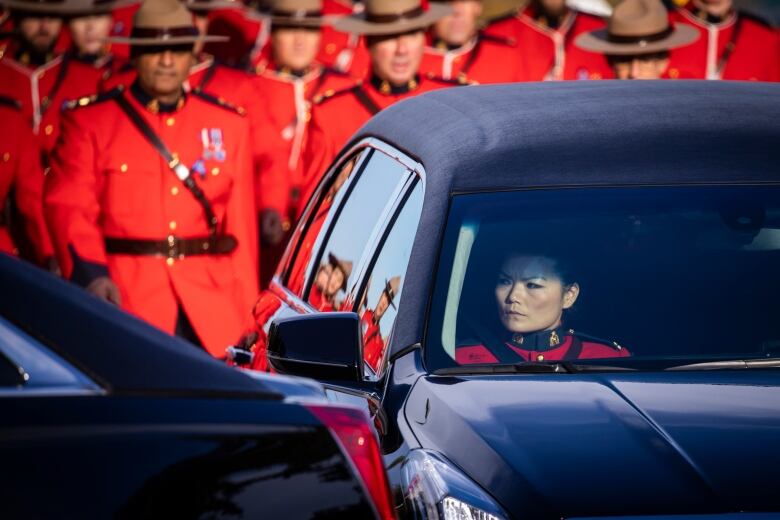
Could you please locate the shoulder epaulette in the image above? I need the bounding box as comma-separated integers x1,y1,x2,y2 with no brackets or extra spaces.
568,329,625,352
63,85,124,111
312,83,362,105
737,9,775,29
478,31,518,47
0,95,21,111
425,72,477,86
191,88,246,116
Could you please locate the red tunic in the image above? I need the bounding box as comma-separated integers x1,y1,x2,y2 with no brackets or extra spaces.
484,6,612,81
361,309,385,372
302,75,459,196
251,63,358,218
421,32,533,83
106,2,141,62
44,87,259,356
203,7,270,69
317,0,369,78
0,51,104,152
668,7,780,81
0,100,49,262
456,334,631,364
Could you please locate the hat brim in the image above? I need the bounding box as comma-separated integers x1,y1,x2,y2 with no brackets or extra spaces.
268,13,341,28
185,0,243,13
574,23,699,55
333,3,451,35
1,0,138,16
107,34,229,45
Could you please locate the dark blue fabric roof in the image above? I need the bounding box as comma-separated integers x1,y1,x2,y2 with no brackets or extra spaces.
353,81,780,356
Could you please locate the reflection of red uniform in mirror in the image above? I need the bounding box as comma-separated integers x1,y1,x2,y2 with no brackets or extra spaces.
362,309,384,372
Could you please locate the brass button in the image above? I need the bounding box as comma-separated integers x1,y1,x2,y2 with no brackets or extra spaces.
170,186,179,196
2,152,9,162
120,163,128,173
44,124,54,136
166,117,175,127
325,43,336,55
210,167,220,176
169,221,177,231
166,257,175,267
537,354,545,362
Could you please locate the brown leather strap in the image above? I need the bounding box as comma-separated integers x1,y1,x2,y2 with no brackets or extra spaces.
366,6,424,24
351,85,381,115
104,234,237,258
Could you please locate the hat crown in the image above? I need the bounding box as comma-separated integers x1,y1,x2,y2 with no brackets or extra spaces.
608,0,669,38
385,276,401,298
364,0,423,17
134,0,194,29
271,0,320,13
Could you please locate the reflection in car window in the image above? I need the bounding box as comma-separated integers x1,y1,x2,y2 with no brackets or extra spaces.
358,182,424,376
427,186,780,370
306,151,408,311
285,151,366,296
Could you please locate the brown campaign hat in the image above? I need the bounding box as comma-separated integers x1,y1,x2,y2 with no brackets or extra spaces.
383,276,401,309
334,0,451,36
181,0,243,13
108,0,228,45
575,0,698,55
266,0,333,27
0,0,138,16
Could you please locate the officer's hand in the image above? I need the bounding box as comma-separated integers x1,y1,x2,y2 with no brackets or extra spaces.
260,210,284,246
86,276,122,306
45,256,61,277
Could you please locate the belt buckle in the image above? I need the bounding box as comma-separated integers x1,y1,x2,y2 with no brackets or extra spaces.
166,235,182,260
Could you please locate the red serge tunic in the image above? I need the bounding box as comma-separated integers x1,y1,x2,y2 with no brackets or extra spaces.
456,328,630,365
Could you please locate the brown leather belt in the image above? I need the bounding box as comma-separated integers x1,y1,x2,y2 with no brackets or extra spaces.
104,234,237,259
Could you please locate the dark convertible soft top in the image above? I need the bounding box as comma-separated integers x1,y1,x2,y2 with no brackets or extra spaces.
351,81,780,356
0,254,279,399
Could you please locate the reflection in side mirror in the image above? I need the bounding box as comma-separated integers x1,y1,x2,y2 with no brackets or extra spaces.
267,313,362,382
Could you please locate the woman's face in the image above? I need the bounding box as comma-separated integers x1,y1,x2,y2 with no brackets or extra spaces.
495,255,579,334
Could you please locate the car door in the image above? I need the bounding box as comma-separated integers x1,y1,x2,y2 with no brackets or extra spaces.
249,139,417,372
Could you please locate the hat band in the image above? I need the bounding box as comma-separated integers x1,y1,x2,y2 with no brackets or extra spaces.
607,26,673,46
366,6,424,24
130,26,200,40
272,8,322,19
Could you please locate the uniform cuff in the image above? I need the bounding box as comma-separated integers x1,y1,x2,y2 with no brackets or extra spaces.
68,245,109,287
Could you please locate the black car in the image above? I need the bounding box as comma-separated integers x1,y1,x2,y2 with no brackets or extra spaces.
0,254,394,519
240,81,780,519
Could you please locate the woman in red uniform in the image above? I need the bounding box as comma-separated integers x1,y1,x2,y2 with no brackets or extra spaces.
456,252,629,365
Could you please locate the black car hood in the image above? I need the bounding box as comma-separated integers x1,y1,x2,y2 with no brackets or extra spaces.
404,371,780,519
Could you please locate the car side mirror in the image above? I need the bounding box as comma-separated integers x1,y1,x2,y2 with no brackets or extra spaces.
267,312,362,382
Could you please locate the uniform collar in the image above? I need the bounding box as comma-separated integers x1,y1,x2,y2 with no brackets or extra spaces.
14,42,56,68
686,2,735,25
369,74,421,95
130,79,186,114
507,326,567,352
431,37,462,51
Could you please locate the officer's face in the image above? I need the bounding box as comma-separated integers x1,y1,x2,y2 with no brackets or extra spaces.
375,292,390,321
692,0,732,17
495,255,579,334
272,27,321,71
326,267,345,296
368,30,425,86
316,264,333,289
611,53,669,80
69,14,112,56
135,48,194,99
18,17,62,54
433,0,482,46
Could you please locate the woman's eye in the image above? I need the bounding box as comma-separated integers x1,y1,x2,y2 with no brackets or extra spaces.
526,282,544,289
497,277,512,286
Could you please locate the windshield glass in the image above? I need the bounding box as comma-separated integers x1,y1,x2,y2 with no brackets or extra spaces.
426,186,780,371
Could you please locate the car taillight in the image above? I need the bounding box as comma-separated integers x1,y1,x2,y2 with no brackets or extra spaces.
306,404,396,520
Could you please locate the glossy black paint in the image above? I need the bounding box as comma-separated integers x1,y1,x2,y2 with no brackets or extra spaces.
0,256,377,519
268,313,363,382
0,396,375,519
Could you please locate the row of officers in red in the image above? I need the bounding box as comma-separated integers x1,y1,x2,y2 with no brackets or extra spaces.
1,0,778,357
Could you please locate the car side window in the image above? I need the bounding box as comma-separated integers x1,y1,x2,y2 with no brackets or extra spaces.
357,181,424,378
284,150,368,297
305,150,409,312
